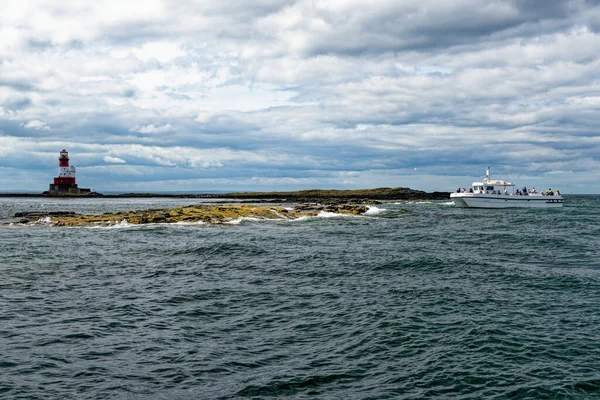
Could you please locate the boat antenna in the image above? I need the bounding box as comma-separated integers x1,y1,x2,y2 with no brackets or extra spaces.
486,166,490,181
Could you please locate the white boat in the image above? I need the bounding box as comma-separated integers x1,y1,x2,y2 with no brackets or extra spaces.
450,168,563,208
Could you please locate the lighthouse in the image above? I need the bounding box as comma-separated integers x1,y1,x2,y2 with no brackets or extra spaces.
55,149,76,185
48,149,88,194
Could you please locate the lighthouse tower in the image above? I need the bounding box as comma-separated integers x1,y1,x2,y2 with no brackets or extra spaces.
49,149,80,193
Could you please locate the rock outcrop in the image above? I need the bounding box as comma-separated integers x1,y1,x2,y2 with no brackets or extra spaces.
10,204,374,226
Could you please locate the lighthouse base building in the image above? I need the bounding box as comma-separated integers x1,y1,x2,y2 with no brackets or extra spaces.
49,182,83,194
47,149,91,195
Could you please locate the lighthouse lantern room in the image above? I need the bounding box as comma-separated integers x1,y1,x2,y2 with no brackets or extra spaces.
49,149,81,193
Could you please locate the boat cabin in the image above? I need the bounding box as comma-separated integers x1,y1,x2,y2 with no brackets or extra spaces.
470,180,515,194
464,168,516,194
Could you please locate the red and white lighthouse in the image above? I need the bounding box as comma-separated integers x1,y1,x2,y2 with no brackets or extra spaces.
49,149,80,193
54,149,76,186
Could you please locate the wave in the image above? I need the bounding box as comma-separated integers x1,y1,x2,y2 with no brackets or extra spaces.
86,219,210,229
172,220,207,226
86,220,134,229
289,215,310,222
225,217,265,225
316,211,356,218
224,212,358,224
365,205,387,215
32,216,53,226
393,200,454,206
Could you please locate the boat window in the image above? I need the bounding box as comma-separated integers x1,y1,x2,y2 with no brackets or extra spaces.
486,186,494,191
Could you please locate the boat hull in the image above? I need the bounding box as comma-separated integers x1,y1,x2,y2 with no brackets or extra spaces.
450,193,563,208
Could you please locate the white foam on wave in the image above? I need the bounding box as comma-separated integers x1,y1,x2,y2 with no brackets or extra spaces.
32,216,53,226
279,213,354,222
5,216,55,228
86,219,133,229
394,200,454,206
271,210,289,219
365,205,387,215
225,216,265,225
7,222,26,228
87,220,209,229
289,215,310,222
395,200,438,205
316,211,354,218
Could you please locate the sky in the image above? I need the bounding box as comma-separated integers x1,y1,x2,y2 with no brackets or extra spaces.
1,0,600,193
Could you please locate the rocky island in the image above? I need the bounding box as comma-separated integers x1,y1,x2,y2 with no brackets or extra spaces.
11,203,380,226
213,187,449,202
100,187,449,202
2,187,433,226
1,187,449,201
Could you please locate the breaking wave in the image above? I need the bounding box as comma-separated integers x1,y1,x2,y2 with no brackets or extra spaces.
225,217,265,225
32,216,53,226
316,211,357,218
365,205,387,215
86,220,133,229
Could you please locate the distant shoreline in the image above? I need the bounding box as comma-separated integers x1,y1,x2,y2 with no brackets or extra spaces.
0,187,450,202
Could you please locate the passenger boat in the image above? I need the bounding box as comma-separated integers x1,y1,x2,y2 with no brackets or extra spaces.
450,168,563,208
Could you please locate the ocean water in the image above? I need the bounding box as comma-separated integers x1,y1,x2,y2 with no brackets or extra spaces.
1,195,599,399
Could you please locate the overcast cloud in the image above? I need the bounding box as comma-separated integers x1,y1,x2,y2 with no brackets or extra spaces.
1,0,599,193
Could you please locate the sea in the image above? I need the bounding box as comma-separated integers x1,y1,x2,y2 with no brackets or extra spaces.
1,195,599,399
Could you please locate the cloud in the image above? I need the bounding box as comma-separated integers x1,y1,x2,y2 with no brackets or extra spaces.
0,0,599,193
132,41,184,63
130,123,175,134
21,120,50,130
103,155,126,164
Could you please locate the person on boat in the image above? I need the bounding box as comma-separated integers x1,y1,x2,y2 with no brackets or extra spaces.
503,188,508,195
546,188,554,195
469,188,473,193
531,187,537,194
522,186,528,195
457,188,461,193
555,189,560,195
462,187,466,193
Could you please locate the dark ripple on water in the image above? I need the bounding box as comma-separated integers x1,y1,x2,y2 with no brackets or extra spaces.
1,195,600,399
